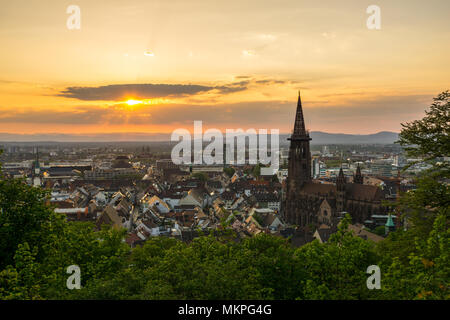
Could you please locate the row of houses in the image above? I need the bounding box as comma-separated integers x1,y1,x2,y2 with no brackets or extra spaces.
47,159,389,249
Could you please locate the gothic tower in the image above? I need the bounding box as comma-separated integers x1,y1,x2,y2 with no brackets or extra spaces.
287,92,311,192
285,92,312,226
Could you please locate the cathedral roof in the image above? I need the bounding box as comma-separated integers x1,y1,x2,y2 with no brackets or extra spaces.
298,181,383,202
345,183,384,201
299,182,336,196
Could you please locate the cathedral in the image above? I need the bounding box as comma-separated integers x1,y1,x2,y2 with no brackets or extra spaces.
283,92,388,228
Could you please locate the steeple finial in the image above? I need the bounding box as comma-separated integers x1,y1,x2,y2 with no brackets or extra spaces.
293,91,306,135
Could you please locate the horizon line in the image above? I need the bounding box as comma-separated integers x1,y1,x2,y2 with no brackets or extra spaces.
0,131,399,143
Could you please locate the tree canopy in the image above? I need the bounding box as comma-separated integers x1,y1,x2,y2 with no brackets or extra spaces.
397,90,450,176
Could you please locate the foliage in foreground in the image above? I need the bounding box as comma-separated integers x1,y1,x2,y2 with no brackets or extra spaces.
0,183,447,300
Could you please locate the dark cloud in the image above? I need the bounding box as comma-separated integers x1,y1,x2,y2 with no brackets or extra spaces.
58,83,215,101
255,79,286,85
56,77,302,101
57,82,251,101
215,80,249,94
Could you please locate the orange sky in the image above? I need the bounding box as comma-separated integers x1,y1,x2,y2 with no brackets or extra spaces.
0,0,449,138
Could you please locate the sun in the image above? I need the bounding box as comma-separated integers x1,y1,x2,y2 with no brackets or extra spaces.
126,99,142,106
120,98,170,109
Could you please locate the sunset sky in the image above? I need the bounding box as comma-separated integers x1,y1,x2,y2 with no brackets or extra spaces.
0,0,449,139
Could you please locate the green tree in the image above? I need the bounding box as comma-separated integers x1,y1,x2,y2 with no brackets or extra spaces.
397,90,449,173
191,172,208,182
373,225,386,237
0,176,54,269
376,91,450,299
379,214,449,299
395,174,449,236
296,214,381,300
224,167,235,177
395,91,450,235
252,164,261,178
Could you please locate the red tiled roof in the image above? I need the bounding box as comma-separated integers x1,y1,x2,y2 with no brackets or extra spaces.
125,232,140,245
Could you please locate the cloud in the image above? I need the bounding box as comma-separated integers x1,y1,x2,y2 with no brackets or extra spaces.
57,82,251,101
254,79,286,85
215,80,249,94
58,83,215,101
55,76,302,102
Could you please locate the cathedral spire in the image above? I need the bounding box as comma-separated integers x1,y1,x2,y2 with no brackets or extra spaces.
338,167,345,180
293,91,307,136
354,164,363,184
337,167,346,188
285,91,312,225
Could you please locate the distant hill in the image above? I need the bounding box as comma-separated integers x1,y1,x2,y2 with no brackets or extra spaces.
0,131,399,145
309,131,399,145
280,131,399,145
0,132,171,142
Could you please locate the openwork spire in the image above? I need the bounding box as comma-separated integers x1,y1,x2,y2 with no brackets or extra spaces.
337,167,346,186
354,164,363,184
293,91,306,135
338,167,345,179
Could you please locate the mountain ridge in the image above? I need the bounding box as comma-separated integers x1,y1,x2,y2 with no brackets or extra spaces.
0,131,399,144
